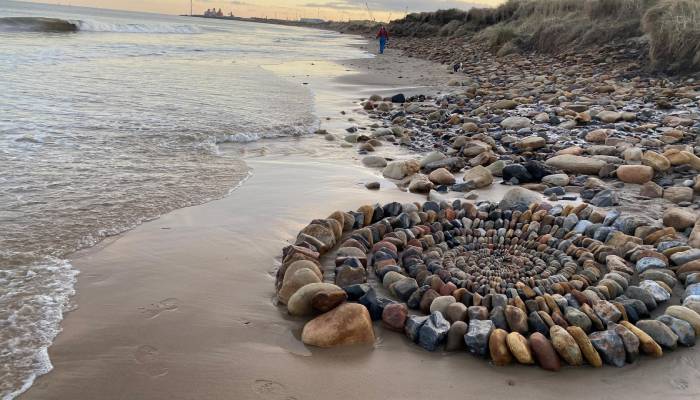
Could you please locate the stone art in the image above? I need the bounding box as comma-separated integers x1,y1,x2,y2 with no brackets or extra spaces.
275,194,700,370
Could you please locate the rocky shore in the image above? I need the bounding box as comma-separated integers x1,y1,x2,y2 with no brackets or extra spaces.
276,34,700,370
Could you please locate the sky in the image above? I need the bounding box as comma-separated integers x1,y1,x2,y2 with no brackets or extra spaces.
21,0,505,21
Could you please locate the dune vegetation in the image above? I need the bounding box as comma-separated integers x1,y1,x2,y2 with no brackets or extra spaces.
379,0,700,72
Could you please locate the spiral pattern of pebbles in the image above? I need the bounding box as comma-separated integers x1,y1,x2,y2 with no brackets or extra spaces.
276,198,700,369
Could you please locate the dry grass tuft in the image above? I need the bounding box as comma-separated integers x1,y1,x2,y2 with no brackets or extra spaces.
642,0,700,71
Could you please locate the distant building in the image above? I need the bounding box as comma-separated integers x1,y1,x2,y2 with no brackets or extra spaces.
299,18,325,24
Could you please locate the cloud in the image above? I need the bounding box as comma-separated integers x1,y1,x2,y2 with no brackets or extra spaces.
301,0,487,13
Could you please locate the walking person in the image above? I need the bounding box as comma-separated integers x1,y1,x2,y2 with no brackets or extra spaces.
376,26,389,54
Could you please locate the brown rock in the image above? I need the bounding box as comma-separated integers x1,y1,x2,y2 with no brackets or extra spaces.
529,332,561,371
616,165,654,184
301,303,375,348
567,326,602,367
639,181,663,198
311,289,348,313
550,325,583,366
428,168,456,185
505,305,529,334
663,207,698,231
642,151,671,172
663,187,694,204
489,329,513,366
381,303,408,332
506,332,534,364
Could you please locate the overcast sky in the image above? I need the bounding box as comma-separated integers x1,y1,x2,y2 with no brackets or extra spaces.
23,0,504,21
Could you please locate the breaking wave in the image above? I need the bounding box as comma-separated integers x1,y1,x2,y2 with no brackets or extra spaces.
0,17,202,34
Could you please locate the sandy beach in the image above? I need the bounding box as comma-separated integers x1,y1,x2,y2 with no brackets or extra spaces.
20,38,700,400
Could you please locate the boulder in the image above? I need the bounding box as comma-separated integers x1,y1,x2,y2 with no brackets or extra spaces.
277,268,321,304
301,303,374,347
382,159,420,180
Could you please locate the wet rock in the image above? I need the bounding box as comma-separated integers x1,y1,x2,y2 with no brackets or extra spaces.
499,187,541,212
462,165,493,188
301,303,374,348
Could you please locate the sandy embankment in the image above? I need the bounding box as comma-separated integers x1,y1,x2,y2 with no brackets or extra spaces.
24,43,700,400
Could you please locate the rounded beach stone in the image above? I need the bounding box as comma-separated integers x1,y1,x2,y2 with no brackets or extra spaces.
287,283,343,316
566,326,602,367
277,267,321,305
529,332,561,371
311,288,348,313
381,303,408,332
616,165,654,184
505,305,529,335
619,320,663,357
550,325,583,366
301,303,375,348
489,329,512,366
636,320,678,349
506,332,534,364
430,295,456,315
444,302,468,323
446,321,468,351
665,306,700,334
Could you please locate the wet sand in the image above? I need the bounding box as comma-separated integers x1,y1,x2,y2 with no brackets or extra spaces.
23,45,700,400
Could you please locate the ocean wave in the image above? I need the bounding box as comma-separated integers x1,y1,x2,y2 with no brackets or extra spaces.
0,17,78,33
0,17,201,34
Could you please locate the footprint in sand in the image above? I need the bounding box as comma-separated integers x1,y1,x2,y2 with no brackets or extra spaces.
138,298,180,319
251,379,298,400
134,345,169,378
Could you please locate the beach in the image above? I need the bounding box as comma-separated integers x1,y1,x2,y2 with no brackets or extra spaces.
4,1,700,398
22,43,700,400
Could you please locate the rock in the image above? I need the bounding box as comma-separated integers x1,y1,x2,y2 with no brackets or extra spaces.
550,325,583,366
429,295,456,315
639,181,663,198
657,315,696,346
545,155,606,175
639,280,671,302
542,174,570,187
642,151,671,172
590,189,619,207
499,187,541,212
383,159,420,180
311,288,348,313
288,283,343,316
405,315,429,342
301,303,374,347
391,93,405,103
636,257,667,274
663,187,694,204
593,300,622,325
609,322,640,363
361,155,387,168
365,181,380,190
506,332,534,364
567,326,602,367
529,332,561,371
501,116,531,130
278,268,321,304
462,165,493,188
565,307,592,333
516,136,546,151
505,305,529,334
636,320,678,349
418,311,451,351
420,151,446,167
616,165,654,184
491,99,518,110
464,319,494,357
585,129,610,143
489,328,512,366
671,249,700,266
620,320,663,357
408,174,433,194
502,164,532,183
446,321,468,351
335,265,366,288
665,305,700,334
427,168,455,185
445,302,468,323
626,286,657,311
598,111,622,123
381,303,408,332
589,330,626,367
392,277,418,301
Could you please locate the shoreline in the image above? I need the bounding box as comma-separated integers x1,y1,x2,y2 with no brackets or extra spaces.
20,34,700,400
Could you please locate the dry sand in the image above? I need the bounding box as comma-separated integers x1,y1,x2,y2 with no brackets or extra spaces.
23,43,700,400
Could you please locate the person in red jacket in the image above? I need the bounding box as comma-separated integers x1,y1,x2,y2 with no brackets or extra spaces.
376,26,389,54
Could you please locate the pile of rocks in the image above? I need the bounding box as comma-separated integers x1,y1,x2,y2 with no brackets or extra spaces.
275,191,700,369
350,36,699,209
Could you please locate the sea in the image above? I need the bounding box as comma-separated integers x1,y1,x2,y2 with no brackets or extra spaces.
0,1,369,398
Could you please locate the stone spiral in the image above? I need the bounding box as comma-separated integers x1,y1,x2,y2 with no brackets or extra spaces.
275,195,700,370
